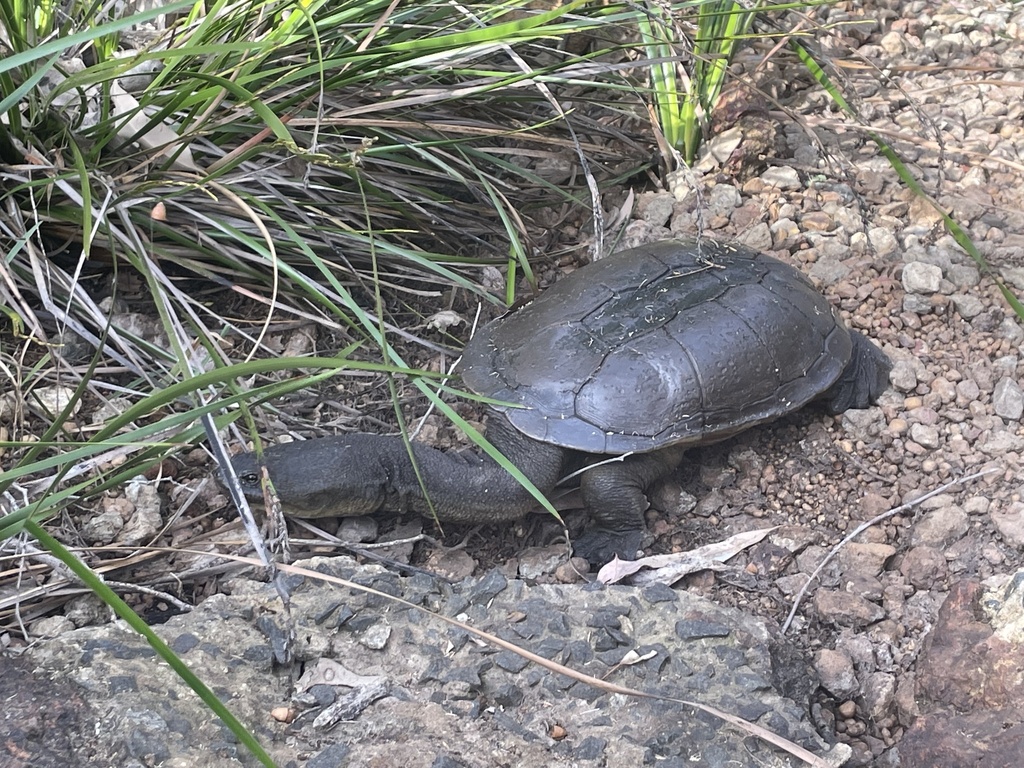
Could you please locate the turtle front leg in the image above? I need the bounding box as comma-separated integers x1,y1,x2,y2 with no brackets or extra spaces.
573,447,685,564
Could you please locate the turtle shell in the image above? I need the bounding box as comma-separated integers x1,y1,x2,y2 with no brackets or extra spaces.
460,239,853,455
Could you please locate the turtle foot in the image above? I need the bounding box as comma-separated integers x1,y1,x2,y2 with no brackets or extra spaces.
573,528,644,566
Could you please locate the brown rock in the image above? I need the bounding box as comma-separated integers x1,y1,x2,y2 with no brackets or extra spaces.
838,542,897,578
554,558,589,584
813,589,885,627
844,573,885,601
800,211,834,232
900,708,1024,768
917,580,1024,711
899,546,949,590
990,501,1024,548
425,548,477,581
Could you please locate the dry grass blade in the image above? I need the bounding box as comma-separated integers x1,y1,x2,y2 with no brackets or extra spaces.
2,0,661,394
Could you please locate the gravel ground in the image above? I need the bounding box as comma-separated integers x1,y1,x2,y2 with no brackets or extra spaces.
5,2,1024,767
619,2,1024,763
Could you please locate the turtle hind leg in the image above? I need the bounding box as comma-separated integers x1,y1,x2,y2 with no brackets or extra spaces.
573,528,645,566
573,447,684,564
822,332,892,414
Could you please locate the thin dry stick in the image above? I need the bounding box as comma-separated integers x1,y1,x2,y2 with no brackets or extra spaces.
3,540,194,614
781,466,1001,634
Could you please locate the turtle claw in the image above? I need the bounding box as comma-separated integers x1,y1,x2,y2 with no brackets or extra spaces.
573,528,645,566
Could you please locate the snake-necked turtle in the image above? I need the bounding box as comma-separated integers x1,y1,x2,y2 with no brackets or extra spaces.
231,238,891,563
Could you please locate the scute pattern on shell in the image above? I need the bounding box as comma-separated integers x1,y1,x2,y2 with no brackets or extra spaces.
460,239,852,454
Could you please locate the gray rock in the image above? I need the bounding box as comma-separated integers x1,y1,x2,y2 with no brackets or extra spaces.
637,191,676,227
64,595,110,628
338,516,380,543
951,293,985,319
760,166,801,190
517,545,568,580
908,423,940,450
846,575,887,609
861,672,896,720
956,378,981,405
879,31,905,55
814,590,885,627
947,263,981,288
808,256,852,284
425,549,477,581
978,430,1024,455
116,57,163,94
993,355,1018,378
573,736,608,761
805,233,849,260
707,184,741,217
833,207,865,234
675,619,731,640
738,222,773,251
902,262,943,294
911,505,969,548
868,227,898,257
841,407,886,441
24,385,82,418
929,376,956,404
119,479,162,546
990,502,1024,548
838,543,897,579
24,558,842,767
31,615,76,638
992,377,1023,421
889,360,919,392
997,317,1024,344
770,217,800,248
1002,265,1024,291
309,744,352,767
835,631,877,671
902,293,935,314
467,569,508,604
80,508,124,546
776,573,811,596
815,648,858,698
964,496,990,516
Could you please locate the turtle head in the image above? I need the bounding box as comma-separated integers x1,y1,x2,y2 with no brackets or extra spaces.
229,436,389,517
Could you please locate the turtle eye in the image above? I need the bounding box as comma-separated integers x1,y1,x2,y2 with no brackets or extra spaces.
240,472,260,485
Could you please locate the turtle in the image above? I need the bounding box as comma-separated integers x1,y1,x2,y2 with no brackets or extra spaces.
231,238,892,564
